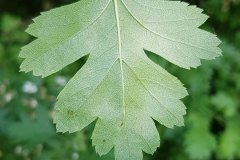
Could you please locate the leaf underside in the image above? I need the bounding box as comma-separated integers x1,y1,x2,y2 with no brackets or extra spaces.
19,0,221,159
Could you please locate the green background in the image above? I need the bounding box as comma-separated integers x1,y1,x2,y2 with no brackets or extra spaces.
0,0,240,159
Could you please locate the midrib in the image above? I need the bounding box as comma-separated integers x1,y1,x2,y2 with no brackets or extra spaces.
113,0,126,117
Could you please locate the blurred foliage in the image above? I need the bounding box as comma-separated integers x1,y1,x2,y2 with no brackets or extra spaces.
0,0,240,160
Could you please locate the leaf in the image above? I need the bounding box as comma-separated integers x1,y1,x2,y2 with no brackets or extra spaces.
19,0,221,159
8,108,55,145
218,118,240,159
211,92,237,117
0,14,20,32
184,112,216,160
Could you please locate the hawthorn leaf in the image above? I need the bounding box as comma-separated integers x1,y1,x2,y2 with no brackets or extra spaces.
19,0,221,159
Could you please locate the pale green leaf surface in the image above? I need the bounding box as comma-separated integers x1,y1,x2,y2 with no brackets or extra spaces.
20,0,221,159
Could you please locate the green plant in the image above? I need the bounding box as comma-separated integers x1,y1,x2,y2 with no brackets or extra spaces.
19,0,221,159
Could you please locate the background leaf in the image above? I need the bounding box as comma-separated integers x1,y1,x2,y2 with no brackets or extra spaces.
19,0,221,159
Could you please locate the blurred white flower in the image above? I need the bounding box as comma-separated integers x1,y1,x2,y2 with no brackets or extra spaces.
55,76,67,86
71,152,79,160
49,109,56,120
0,84,6,94
29,98,38,108
22,81,38,94
22,149,30,157
4,92,14,102
15,145,22,155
